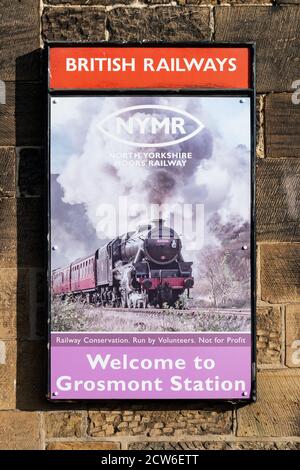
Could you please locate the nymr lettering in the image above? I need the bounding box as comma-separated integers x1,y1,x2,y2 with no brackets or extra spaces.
116,116,186,135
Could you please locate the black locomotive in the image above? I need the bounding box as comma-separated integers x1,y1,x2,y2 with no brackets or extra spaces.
52,219,194,308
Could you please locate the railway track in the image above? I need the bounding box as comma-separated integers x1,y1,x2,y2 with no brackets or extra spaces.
99,306,250,317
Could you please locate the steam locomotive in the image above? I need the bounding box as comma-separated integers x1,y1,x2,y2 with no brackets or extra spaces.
52,219,194,308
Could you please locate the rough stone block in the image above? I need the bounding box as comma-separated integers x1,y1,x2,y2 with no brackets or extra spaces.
44,0,130,3
260,244,300,303
17,148,45,197
44,412,84,438
88,407,232,437
0,148,15,197
278,0,300,3
16,82,44,147
0,82,15,146
219,0,271,3
129,440,300,450
0,198,16,268
256,307,281,365
182,0,217,3
42,7,106,41
237,370,300,437
286,304,300,367
0,268,19,339
256,159,300,242
0,340,16,409
107,7,211,42
16,340,46,411
215,6,300,92
0,411,41,449
0,267,45,340
47,441,120,450
0,82,43,147
17,198,45,268
0,0,40,81
265,93,300,158
1,267,39,341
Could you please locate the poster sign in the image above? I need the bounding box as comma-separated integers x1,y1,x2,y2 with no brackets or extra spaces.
47,44,256,401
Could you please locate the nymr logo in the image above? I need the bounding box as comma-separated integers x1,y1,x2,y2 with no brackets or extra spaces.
98,105,204,148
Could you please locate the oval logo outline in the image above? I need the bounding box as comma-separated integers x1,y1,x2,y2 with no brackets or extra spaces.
97,104,204,148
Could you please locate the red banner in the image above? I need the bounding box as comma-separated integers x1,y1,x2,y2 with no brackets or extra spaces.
49,47,250,90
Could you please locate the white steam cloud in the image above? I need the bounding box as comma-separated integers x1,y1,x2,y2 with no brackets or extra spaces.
51,96,251,268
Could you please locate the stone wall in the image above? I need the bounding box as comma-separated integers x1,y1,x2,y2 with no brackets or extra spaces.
0,0,299,450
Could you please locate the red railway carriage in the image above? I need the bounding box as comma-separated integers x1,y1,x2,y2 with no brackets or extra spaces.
52,265,71,295
70,254,96,293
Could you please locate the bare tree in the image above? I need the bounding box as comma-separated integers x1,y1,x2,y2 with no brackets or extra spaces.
198,214,251,308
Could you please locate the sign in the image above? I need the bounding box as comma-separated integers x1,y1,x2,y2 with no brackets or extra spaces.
50,47,250,89
47,43,256,401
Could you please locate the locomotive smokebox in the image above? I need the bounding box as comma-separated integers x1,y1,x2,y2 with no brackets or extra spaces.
120,218,182,265
144,219,181,264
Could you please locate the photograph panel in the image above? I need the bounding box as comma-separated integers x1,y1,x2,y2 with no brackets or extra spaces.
50,96,251,333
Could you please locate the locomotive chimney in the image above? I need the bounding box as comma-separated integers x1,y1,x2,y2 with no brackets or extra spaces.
151,218,166,238
151,218,165,228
